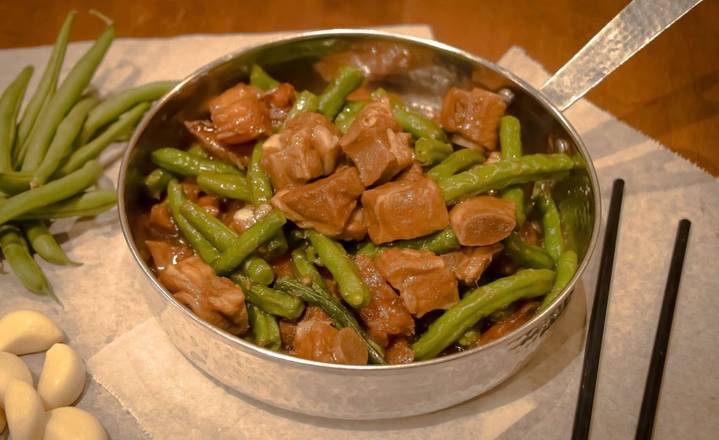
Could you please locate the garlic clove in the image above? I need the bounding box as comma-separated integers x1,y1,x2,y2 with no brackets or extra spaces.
0,351,33,407
0,310,63,355
43,407,108,440
4,379,46,440
38,343,86,409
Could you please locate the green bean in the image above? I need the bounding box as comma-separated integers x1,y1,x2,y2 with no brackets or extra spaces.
318,66,364,119
21,220,78,266
247,304,281,351
287,90,319,121
249,64,280,92
22,21,115,171
80,80,177,143
427,148,485,180
356,241,380,258
258,231,288,261
334,100,367,134
0,66,33,172
414,138,453,167
16,11,76,153
439,154,574,203
180,200,241,249
14,189,117,220
413,269,555,360
0,172,31,195
232,274,304,319
458,329,480,347
241,256,275,285
538,250,578,312
151,147,239,176
54,102,149,178
535,190,564,262
0,161,102,226
211,210,286,274
196,172,251,201
306,230,370,308
31,96,99,187
144,169,174,200
187,143,209,159
394,228,461,255
276,278,386,365
373,88,446,141
167,179,221,263
248,141,272,204
499,115,526,226
290,248,325,286
502,232,555,270
0,225,54,297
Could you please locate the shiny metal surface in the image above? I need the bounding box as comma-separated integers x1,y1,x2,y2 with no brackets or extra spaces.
118,30,601,419
541,0,702,111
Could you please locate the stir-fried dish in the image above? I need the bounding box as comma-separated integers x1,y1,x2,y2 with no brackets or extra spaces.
137,47,580,365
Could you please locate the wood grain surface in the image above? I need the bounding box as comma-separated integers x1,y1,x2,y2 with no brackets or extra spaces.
1,0,716,174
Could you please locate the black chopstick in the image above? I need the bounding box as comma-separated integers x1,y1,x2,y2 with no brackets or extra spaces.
572,178,625,440
635,219,691,440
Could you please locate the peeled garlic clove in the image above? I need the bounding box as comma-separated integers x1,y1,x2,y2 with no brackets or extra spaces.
0,310,63,355
44,407,107,440
4,379,45,440
38,343,86,409
0,351,33,406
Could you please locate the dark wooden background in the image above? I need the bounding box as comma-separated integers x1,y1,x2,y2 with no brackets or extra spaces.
1,0,716,174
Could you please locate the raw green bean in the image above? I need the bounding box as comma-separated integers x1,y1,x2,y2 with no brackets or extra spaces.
499,115,526,226
187,143,209,159
80,80,177,143
247,304,281,351
427,148,485,180
249,64,279,91
151,147,239,176
413,269,555,360
318,66,364,119
197,172,251,201
276,278,386,365
0,225,54,297
232,274,304,319
22,21,115,171
211,210,286,274
535,190,564,262
180,200,241,249
394,228,461,255
241,255,275,285
287,90,319,121
414,138,453,166
167,179,221,264
0,161,102,226
16,11,76,153
0,66,33,172
334,100,367,134
0,172,32,195
54,102,149,178
31,96,99,187
21,220,78,265
538,250,578,312
439,154,574,203
306,230,370,308
502,232,555,270
144,168,174,200
248,141,273,204
14,189,117,220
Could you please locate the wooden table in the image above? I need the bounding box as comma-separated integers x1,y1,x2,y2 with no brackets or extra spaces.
1,0,716,175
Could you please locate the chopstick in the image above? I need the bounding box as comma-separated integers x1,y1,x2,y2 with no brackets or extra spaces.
572,178,625,440
635,219,691,440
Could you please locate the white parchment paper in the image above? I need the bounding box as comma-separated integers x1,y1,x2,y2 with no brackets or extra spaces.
1,26,717,440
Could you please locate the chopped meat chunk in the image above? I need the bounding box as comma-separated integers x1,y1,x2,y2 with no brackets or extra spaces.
341,100,400,146
440,87,507,149
261,112,341,189
145,240,192,271
208,83,271,144
271,255,295,280
292,307,368,365
262,82,296,128
480,301,539,345
315,41,422,81
385,338,415,365
362,174,449,244
332,328,369,365
355,255,414,346
278,320,296,350
149,201,174,232
441,243,503,284
197,195,220,217
374,248,459,318
181,180,201,201
337,207,368,241
272,167,364,236
184,120,247,168
159,256,249,335
449,196,516,246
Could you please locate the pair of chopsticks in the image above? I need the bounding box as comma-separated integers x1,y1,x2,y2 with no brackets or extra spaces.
571,179,692,440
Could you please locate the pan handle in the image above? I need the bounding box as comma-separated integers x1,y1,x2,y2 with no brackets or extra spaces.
540,0,702,112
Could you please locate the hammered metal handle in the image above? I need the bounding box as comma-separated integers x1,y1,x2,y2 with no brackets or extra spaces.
541,0,702,111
